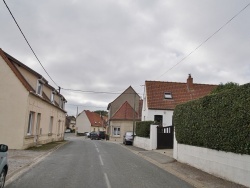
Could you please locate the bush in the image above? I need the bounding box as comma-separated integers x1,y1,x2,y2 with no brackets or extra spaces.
135,121,154,138
173,83,250,155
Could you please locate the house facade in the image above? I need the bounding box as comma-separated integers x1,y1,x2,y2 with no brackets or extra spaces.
142,74,217,126
76,110,106,135
107,86,142,142
65,116,76,132
0,49,67,149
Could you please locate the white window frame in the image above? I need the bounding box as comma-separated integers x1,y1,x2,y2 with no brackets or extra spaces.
49,116,53,133
27,111,35,135
113,127,120,136
164,92,173,99
59,98,65,109
51,91,56,103
58,120,61,135
35,113,41,135
36,79,44,96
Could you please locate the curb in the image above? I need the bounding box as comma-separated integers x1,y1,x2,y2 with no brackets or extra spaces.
6,141,69,185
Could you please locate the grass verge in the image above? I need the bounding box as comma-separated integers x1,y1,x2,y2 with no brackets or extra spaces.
26,140,68,151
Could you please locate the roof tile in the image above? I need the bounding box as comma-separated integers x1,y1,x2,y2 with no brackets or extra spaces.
146,79,217,110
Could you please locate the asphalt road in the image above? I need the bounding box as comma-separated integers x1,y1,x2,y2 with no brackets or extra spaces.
6,135,193,188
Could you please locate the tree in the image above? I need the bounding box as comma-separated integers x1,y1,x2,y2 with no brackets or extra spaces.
94,110,108,116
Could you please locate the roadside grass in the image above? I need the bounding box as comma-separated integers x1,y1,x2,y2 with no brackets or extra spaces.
26,140,68,151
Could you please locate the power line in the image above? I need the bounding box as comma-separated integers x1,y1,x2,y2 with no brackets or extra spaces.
66,103,107,108
157,2,250,79
3,0,59,88
61,88,121,94
61,88,143,95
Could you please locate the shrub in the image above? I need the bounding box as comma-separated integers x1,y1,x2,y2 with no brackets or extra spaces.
136,121,154,138
173,83,250,155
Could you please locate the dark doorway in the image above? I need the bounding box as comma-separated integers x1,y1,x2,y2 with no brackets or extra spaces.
154,115,163,126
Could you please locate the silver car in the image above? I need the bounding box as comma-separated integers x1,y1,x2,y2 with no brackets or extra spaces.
123,131,135,145
0,144,8,188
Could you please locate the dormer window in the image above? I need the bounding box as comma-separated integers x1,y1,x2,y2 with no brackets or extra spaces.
164,92,172,99
60,97,65,109
36,79,45,95
51,90,56,103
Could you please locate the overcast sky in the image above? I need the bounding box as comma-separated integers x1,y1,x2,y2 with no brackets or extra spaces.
1,0,250,116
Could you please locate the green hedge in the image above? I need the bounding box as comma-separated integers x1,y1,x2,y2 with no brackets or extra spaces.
136,121,154,138
173,83,250,155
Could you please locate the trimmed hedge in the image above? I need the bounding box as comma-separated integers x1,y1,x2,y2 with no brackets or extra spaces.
136,121,154,138
173,83,250,155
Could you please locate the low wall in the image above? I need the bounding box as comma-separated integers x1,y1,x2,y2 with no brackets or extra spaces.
133,136,151,150
174,143,250,187
133,125,158,150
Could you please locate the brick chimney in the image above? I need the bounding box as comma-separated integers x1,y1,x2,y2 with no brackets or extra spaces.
187,74,193,90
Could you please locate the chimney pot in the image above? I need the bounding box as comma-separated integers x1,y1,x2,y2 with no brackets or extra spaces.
187,74,193,90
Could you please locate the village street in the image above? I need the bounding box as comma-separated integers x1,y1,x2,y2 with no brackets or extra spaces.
5,134,193,188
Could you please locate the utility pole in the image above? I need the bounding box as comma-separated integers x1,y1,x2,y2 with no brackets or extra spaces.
133,92,136,141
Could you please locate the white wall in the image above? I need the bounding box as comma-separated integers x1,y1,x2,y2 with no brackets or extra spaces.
76,112,91,133
142,109,173,127
133,136,151,150
133,125,158,150
174,143,250,187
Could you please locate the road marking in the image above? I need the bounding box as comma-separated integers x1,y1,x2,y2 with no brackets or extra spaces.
104,173,111,188
96,148,99,153
99,155,104,166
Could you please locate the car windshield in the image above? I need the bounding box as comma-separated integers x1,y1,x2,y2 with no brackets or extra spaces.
126,132,133,136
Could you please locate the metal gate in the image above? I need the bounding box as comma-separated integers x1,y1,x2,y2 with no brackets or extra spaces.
157,126,173,149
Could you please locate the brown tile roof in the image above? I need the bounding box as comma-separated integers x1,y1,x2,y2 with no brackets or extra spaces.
85,110,107,127
146,75,217,110
111,101,140,120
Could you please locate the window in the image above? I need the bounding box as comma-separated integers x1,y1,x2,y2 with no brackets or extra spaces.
154,115,163,125
36,79,44,95
60,98,65,109
58,120,61,135
35,113,41,135
49,116,53,133
27,112,35,135
51,91,55,103
164,92,172,99
113,127,120,136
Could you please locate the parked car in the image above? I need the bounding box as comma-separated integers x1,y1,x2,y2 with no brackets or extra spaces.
64,129,71,133
0,144,8,188
97,131,105,140
123,131,135,145
90,132,99,140
84,132,90,137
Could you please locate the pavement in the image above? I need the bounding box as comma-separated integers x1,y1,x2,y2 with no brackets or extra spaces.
6,136,247,188
121,145,247,188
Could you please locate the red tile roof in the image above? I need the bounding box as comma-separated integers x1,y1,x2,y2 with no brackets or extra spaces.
111,101,140,120
146,76,217,110
85,110,107,127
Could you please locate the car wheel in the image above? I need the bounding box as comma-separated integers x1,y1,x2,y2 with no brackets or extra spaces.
0,169,6,188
